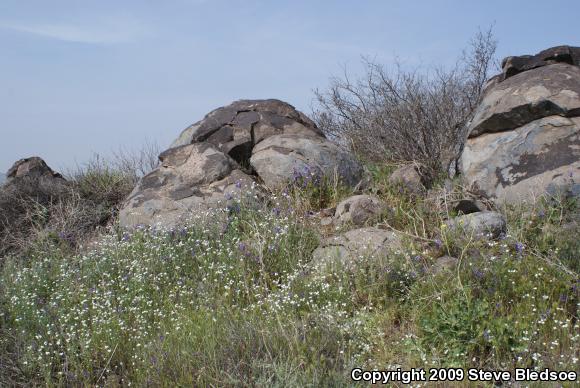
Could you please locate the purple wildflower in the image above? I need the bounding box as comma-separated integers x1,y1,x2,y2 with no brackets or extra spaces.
483,329,491,341
472,268,484,279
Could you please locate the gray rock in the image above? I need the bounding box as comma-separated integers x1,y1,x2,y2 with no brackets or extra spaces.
250,134,363,189
430,255,459,275
467,63,580,138
388,164,424,194
445,211,506,239
460,48,580,204
170,99,322,165
120,99,364,228
500,45,580,81
6,156,65,183
311,227,404,268
119,143,256,228
460,116,580,203
334,195,385,226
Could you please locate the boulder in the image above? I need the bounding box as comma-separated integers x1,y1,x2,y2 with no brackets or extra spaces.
429,255,459,275
468,64,580,138
6,157,64,183
120,99,364,228
2,157,68,199
460,46,580,203
170,99,322,165
119,143,256,228
461,116,580,202
388,164,424,194
500,45,580,81
444,211,506,240
334,195,385,226
250,134,363,189
311,227,403,268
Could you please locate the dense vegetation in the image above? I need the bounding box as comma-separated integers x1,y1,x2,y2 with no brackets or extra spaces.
0,162,578,386
1,29,578,387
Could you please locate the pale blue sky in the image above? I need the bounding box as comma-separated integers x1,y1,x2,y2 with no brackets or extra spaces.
1,0,578,173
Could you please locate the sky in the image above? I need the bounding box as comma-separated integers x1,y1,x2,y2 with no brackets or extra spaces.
1,0,579,173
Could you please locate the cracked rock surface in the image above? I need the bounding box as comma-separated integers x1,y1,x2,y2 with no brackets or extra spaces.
119,99,363,228
460,46,580,203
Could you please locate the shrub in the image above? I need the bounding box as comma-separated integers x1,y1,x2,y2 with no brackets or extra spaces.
0,145,159,257
313,27,498,178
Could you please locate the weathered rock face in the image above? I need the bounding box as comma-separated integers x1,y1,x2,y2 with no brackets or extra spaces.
120,99,363,228
461,116,580,202
171,99,322,165
119,143,255,228
500,45,580,81
334,195,385,226
460,46,580,203
388,164,425,194
311,227,403,267
1,157,68,204
445,211,507,240
468,64,580,138
250,134,363,189
6,157,64,183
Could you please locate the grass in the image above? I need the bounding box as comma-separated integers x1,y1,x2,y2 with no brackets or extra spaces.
0,161,578,387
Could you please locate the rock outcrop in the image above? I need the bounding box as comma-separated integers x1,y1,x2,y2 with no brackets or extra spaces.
250,134,362,189
119,143,256,228
120,99,364,228
6,157,65,183
1,157,68,203
460,46,580,203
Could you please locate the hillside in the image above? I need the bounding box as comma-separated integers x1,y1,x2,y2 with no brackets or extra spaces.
0,45,578,386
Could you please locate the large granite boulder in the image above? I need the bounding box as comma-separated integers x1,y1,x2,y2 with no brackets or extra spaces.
119,143,255,228
172,99,363,189
468,64,580,138
171,99,322,164
120,99,364,228
250,134,363,188
460,46,580,203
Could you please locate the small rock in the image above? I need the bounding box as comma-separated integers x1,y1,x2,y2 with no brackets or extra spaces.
320,217,334,226
388,164,424,194
334,195,385,226
430,255,459,275
445,211,506,239
311,227,404,268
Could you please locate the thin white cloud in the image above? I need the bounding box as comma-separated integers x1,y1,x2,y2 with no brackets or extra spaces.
0,16,147,44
